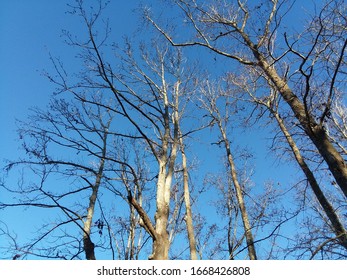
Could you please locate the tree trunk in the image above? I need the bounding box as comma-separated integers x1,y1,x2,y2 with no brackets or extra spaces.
150,89,179,259
151,160,172,259
272,110,347,249
83,168,102,260
218,122,257,260
83,128,108,260
255,52,347,198
83,236,96,260
150,233,170,260
125,203,136,260
180,136,198,260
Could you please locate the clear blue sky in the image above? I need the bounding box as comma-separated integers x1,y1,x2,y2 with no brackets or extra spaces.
1,0,140,152
1,0,323,260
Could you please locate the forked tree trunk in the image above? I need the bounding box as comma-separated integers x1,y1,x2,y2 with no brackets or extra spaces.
150,84,179,260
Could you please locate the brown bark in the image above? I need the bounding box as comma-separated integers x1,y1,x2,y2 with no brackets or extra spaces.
272,110,347,249
128,195,157,240
252,51,347,199
83,236,96,260
150,233,170,260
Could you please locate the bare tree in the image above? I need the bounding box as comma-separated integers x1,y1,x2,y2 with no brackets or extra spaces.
227,70,347,251
48,0,201,259
147,0,347,198
1,0,202,260
1,97,120,259
179,131,198,259
199,80,257,260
